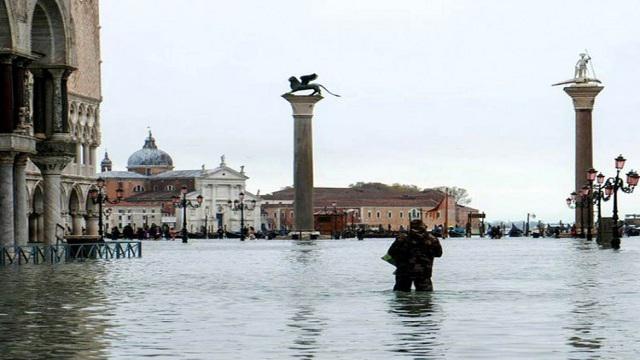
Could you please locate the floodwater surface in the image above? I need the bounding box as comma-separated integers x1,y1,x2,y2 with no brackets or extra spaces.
1,237,640,359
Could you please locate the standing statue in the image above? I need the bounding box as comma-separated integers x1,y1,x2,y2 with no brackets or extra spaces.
552,52,601,86
287,73,341,97
574,53,591,80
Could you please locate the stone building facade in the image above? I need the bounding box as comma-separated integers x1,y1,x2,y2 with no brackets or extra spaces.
0,0,102,245
262,187,481,232
100,132,262,235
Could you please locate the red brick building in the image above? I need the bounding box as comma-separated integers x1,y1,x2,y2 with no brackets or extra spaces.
262,187,482,233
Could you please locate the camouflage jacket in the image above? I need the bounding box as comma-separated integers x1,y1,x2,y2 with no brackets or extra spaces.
387,231,443,276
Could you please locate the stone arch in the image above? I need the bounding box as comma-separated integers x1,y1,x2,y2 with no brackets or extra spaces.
68,185,84,235
0,0,14,48
29,183,45,243
30,0,68,64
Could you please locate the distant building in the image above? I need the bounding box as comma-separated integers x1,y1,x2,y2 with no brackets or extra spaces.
262,187,481,233
100,132,261,235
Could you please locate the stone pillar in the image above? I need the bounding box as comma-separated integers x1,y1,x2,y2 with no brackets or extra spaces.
72,213,84,236
0,152,15,246
13,154,29,246
47,68,70,133
86,214,99,236
0,56,14,133
282,94,323,232
564,85,603,228
31,157,72,244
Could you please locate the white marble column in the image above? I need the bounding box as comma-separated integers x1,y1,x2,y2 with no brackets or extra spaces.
13,154,29,246
0,152,15,247
32,157,71,245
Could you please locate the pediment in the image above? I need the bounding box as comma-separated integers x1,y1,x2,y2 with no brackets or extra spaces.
203,166,248,180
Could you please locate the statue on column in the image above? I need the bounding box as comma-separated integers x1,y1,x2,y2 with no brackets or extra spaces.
553,52,601,86
287,73,341,97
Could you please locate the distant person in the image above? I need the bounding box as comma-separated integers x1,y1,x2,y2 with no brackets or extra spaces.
217,227,224,239
466,222,472,237
387,219,443,292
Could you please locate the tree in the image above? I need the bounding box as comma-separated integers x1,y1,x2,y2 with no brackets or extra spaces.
434,186,472,205
349,182,421,193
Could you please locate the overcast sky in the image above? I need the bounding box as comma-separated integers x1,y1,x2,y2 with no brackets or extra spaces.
99,0,640,223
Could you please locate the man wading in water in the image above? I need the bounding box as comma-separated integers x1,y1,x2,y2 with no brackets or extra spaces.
387,219,443,291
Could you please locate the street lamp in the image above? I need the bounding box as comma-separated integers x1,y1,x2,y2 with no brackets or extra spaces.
172,186,203,243
203,206,210,239
89,177,123,242
227,192,256,241
601,155,639,249
566,187,589,238
589,170,610,244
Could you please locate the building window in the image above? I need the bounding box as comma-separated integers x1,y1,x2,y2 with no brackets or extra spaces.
376,211,381,219
153,186,158,191
166,185,175,191
400,212,403,219
387,211,392,219
367,211,372,218
151,209,155,213
133,185,144,192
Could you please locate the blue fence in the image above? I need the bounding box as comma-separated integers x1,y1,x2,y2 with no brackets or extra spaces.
0,241,142,266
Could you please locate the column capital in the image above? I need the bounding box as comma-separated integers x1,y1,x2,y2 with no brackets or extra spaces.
563,85,604,110
31,155,73,174
0,151,15,165
282,94,323,116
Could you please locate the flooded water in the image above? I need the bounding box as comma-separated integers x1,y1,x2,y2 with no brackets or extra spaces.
1,237,640,359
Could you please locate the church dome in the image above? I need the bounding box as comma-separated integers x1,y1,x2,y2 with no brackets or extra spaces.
127,131,174,170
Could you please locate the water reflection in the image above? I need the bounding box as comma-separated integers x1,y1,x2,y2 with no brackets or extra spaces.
565,241,607,357
286,304,327,359
387,292,444,358
0,264,112,359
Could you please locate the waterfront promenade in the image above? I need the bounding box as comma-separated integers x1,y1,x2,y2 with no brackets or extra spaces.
1,237,639,358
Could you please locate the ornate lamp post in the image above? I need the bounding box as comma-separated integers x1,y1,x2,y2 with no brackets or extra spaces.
173,186,203,243
589,171,609,243
227,192,256,241
584,168,599,240
566,187,589,238
602,155,640,249
89,177,123,242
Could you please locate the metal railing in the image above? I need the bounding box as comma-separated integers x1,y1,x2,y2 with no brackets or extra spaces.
0,241,142,266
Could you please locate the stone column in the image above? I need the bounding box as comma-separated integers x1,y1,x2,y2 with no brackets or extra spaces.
47,68,70,133
0,152,15,246
564,84,603,229
72,213,84,236
282,94,323,232
0,56,14,133
31,157,72,244
13,154,29,246
86,214,99,236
